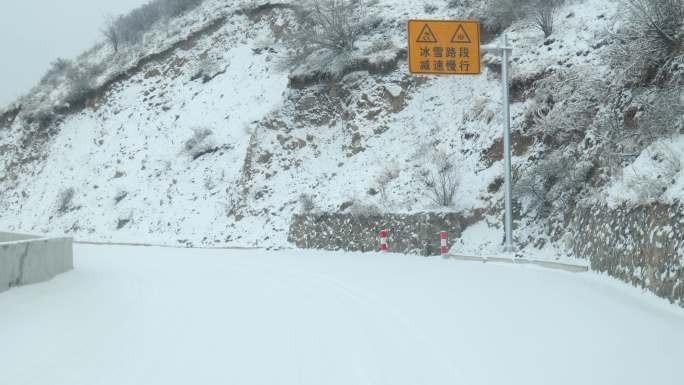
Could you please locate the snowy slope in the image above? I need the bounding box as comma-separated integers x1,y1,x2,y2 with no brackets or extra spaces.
0,0,623,251
1,244,683,385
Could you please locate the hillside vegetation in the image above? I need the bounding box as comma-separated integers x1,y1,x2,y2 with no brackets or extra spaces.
0,0,682,254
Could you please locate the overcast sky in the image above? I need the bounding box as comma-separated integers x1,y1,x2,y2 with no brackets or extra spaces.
0,0,149,107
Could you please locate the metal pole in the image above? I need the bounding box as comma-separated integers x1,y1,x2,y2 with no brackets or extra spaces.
501,33,514,252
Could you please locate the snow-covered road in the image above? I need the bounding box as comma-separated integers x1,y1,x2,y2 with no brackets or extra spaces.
1,245,683,385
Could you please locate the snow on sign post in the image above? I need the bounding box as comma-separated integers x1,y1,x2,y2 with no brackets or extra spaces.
407,20,481,75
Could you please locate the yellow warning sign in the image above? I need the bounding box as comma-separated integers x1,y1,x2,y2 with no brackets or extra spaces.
408,20,480,75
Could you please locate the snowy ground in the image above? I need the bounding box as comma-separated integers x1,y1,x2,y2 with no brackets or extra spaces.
1,245,683,385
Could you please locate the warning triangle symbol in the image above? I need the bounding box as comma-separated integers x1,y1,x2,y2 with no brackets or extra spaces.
451,24,472,43
416,24,438,43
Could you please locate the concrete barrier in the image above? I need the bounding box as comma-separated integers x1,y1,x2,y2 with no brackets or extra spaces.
445,254,589,273
0,232,73,293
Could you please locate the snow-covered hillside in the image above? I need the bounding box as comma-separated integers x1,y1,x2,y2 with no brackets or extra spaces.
0,0,681,254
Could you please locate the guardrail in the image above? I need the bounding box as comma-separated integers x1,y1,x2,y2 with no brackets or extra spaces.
444,253,589,273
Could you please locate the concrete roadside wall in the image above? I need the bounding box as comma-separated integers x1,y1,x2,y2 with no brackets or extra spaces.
0,234,74,294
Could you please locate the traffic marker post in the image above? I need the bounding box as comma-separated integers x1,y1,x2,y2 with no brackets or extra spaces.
379,229,388,253
440,231,449,255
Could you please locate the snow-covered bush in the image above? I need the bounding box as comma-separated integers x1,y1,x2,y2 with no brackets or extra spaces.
192,54,225,82
298,193,316,213
533,68,607,144
224,182,241,218
163,0,205,17
423,3,439,14
283,0,380,76
609,0,684,84
598,87,684,165
515,150,593,217
183,127,218,160
612,141,682,203
56,187,76,214
105,0,206,48
472,0,564,38
40,58,72,87
419,150,459,208
636,87,684,141
480,0,562,34
26,107,58,132
63,64,97,106
114,190,129,205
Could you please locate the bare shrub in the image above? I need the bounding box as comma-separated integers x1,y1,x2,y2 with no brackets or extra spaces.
419,150,459,207
530,2,557,37
102,15,120,53
56,187,75,213
373,165,399,202
609,0,684,84
183,127,218,160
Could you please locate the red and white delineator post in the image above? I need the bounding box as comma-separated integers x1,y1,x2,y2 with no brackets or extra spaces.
379,229,388,253
440,231,449,255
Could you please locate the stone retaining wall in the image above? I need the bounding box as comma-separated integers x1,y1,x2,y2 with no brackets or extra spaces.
289,205,684,307
0,233,74,293
571,202,684,307
288,212,481,256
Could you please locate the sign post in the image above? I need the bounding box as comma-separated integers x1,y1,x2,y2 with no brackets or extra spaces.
481,35,515,252
500,34,514,253
409,21,515,252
